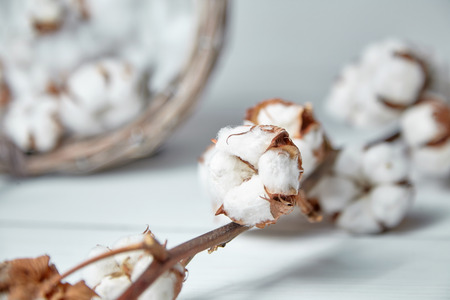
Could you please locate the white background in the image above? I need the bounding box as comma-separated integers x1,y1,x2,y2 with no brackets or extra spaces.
1,1,450,299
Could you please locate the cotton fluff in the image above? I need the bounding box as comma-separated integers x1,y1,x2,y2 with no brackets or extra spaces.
259,147,301,194
400,96,450,177
400,99,444,147
245,98,328,177
309,142,413,234
199,125,315,228
362,143,409,184
410,140,450,178
26,0,64,34
326,38,433,128
3,94,62,152
59,58,143,136
82,233,185,300
372,53,425,106
369,184,413,228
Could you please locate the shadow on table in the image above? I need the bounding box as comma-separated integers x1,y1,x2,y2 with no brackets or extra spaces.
181,240,408,300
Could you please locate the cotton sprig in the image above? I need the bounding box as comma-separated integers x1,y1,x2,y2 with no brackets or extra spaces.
245,98,329,177
199,124,320,228
308,142,414,234
3,93,62,152
325,38,442,128
400,94,450,178
59,58,143,137
82,233,185,300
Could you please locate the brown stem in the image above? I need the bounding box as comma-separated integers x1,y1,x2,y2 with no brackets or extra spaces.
117,222,249,300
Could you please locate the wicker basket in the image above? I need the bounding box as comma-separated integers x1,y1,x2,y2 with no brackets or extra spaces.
0,0,228,176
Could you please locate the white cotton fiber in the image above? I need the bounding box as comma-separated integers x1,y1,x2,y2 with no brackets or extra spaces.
256,103,303,137
3,94,61,152
82,245,119,288
372,56,425,106
223,175,274,226
401,102,442,147
336,196,383,234
310,175,361,215
259,148,301,195
94,275,131,300
369,184,413,228
207,150,255,206
216,125,277,168
411,140,450,177
362,143,409,184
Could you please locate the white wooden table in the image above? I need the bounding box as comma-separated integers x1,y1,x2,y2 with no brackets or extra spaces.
1,1,450,299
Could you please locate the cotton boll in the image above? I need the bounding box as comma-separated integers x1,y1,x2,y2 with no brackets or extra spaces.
131,257,184,300
65,62,109,112
362,143,409,185
130,255,153,282
360,38,409,70
61,59,143,136
222,175,274,227
353,85,401,127
259,147,301,195
400,97,450,147
401,102,442,147
310,175,362,215
336,196,383,234
411,140,450,177
245,99,326,176
26,0,64,34
112,234,145,267
369,184,413,228
372,55,425,106
82,245,120,288
252,102,303,136
137,271,179,300
207,150,255,209
201,125,305,227
3,94,62,152
216,125,280,168
94,275,131,300
333,144,367,184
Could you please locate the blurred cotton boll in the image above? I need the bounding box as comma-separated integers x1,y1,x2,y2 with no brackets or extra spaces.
325,38,445,129
0,0,198,153
3,93,62,152
83,233,185,300
59,58,143,137
400,94,450,178
309,141,414,234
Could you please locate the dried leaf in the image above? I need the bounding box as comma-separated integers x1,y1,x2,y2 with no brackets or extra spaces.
0,255,96,300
